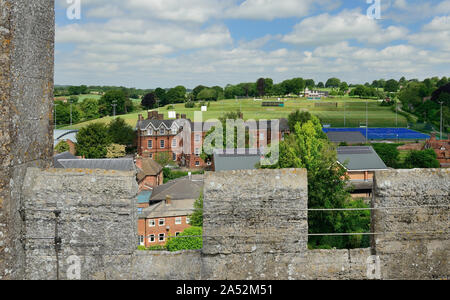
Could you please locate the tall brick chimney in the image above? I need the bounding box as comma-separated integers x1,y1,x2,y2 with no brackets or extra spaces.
181,114,187,119
158,114,164,120
165,195,172,205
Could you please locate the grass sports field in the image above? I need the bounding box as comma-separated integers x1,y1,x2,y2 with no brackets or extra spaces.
62,97,408,130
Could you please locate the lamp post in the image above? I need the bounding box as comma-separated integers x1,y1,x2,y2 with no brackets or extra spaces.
111,101,117,118
366,100,368,143
439,101,443,140
54,103,59,128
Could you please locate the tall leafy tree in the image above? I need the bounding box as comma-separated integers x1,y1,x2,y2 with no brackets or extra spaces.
263,115,369,249
76,123,111,158
107,117,135,146
141,92,157,110
256,78,266,97
326,78,341,89
80,98,99,121
98,90,129,117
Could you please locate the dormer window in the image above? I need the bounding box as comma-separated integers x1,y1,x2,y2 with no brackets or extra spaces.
148,129,153,135
171,126,177,135
159,128,165,135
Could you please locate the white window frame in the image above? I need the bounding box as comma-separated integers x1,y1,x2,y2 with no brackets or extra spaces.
158,233,165,242
159,128,165,135
172,152,177,161
159,218,165,226
149,219,155,227
195,134,201,142
148,235,155,243
186,217,190,224
195,161,200,166
171,127,177,135
172,138,177,148
139,235,144,246
175,217,182,225
148,129,153,136
160,139,165,149
195,148,200,156
148,140,153,149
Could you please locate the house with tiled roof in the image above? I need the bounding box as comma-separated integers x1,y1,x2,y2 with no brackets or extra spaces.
424,134,450,168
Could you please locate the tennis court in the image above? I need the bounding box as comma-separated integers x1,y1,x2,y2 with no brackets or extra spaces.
323,128,430,140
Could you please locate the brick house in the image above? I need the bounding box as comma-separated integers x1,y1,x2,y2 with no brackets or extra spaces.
136,157,163,191
423,134,450,168
136,112,289,169
337,146,389,198
137,174,203,247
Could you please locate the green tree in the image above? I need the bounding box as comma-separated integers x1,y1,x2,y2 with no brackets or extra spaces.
326,78,341,89
141,92,157,110
372,143,401,168
154,88,167,106
287,110,313,133
98,90,129,117
263,115,369,249
385,79,399,93
190,193,203,227
80,98,99,120
166,86,186,103
256,78,266,97
107,117,135,146
166,227,203,252
404,149,440,168
76,123,111,158
55,140,70,153
197,88,217,101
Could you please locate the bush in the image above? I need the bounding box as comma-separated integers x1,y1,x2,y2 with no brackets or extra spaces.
166,227,203,252
147,245,167,251
55,140,70,153
185,101,195,108
403,149,440,168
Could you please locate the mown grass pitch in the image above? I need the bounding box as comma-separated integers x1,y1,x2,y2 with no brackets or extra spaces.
62,98,408,130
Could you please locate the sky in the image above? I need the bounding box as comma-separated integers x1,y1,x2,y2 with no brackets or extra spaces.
55,0,450,89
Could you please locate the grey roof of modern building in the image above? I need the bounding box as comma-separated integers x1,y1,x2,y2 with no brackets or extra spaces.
53,152,78,168
337,146,388,171
150,174,203,202
213,148,264,172
326,131,367,144
56,158,136,171
140,198,196,219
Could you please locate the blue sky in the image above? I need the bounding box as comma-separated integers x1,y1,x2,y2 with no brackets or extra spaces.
55,0,450,89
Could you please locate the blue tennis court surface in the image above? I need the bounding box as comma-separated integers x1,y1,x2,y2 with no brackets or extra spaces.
323,128,430,140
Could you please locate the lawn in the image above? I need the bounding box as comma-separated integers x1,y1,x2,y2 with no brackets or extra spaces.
62,97,408,130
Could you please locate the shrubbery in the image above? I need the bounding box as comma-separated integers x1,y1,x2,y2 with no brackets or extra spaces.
166,227,203,252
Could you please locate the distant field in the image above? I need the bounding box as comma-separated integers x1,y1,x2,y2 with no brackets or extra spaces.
54,94,140,103
62,98,408,130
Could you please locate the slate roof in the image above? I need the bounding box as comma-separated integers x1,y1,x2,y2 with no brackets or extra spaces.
326,131,366,144
150,175,203,202
136,159,163,181
213,148,264,172
136,118,290,132
337,146,388,171
140,198,196,219
57,158,136,171
53,152,78,168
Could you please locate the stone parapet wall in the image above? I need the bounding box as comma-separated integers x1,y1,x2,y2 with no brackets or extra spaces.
0,0,54,280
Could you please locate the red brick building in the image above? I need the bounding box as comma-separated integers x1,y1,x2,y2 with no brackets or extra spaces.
136,112,289,169
424,134,450,168
138,174,203,247
136,157,163,192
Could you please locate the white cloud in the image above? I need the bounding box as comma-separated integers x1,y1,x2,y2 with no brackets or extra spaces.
409,15,450,51
282,10,408,46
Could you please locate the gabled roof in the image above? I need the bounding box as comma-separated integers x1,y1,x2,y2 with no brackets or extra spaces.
337,146,388,171
150,175,203,202
137,159,163,181
140,198,196,219
53,152,78,168
57,158,136,171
